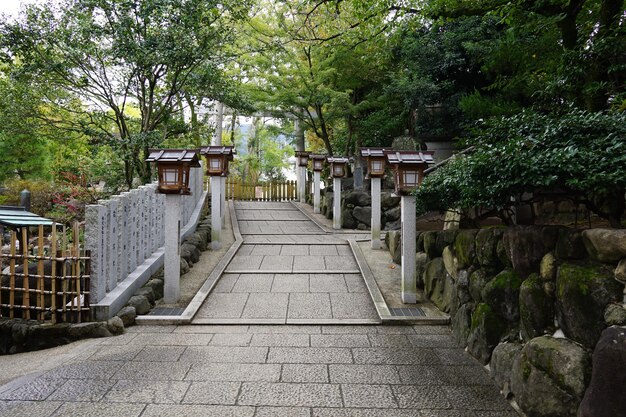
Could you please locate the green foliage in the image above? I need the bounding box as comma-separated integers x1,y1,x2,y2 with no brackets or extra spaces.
416,108,626,224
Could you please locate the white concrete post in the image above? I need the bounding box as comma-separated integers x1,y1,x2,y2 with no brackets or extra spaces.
299,166,307,203
211,177,222,250
221,176,226,226
333,177,342,230
313,171,321,214
401,195,417,303
164,194,181,303
371,177,381,249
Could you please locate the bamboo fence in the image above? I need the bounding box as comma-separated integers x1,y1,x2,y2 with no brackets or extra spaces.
225,179,299,201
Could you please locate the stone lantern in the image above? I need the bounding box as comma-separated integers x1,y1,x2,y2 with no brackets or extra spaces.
360,148,388,249
310,154,326,214
147,149,200,195
327,156,349,230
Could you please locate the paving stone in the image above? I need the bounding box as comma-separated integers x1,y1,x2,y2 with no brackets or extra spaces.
241,293,288,319
341,384,398,408
367,335,413,348
50,403,145,417
250,333,310,347
185,363,281,382
134,346,186,361
0,378,65,401
442,366,494,386
321,325,378,334
180,346,268,363
281,364,328,383
0,400,63,417
98,332,139,345
336,246,354,256
48,379,115,401
352,348,439,365
329,365,400,384
196,293,249,319
173,325,249,334
412,325,451,335
111,361,190,380
324,256,358,270
105,380,190,404
280,246,309,256
88,344,143,361
238,382,342,407
293,256,326,271
126,325,176,333
130,333,213,346
272,274,309,293
419,411,477,417
228,255,264,270
310,334,370,348
182,381,241,405
376,326,416,335
209,333,253,346
143,404,255,417
255,406,311,417
330,293,378,319
232,274,274,293
247,325,321,334
434,349,481,366
442,386,511,411
288,293,332,319
213,274,239,292
250,245,282,256
268,347,353,364
392,385,452,409
309,245,339,256
309,274,348,292
45,361,123,379
345,274,368,292
406,334,454,348
236,245,254,256
396,366,450,385
313,409,418,417
259,255,294,271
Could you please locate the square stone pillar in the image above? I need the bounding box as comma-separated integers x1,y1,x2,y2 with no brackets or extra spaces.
313,171,321,214
221,176,226,226
401,195,417,303
371,177,381,249
211,177,222,250
164,194,181,303
333,177,342,230
299,166,307,203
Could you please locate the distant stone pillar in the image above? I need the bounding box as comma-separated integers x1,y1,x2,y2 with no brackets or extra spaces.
164,194,181,303
299,167,307,203
333,177,342,230
371,177,381,249
221,176,226,226
211,177,222,250
401,195,417,303
313,171,321,214
20,189,31,211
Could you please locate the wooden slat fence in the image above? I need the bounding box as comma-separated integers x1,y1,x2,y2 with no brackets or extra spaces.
0,222,90,324
225,180,299,201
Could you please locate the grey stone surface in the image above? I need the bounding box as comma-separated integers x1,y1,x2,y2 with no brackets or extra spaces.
324,255,358,271
182,381,241,405
329,365,400,384
50,402,145,417
111,361,191,380
48,378,115,401
345,274,368,292
309,245,339,256
288,293,332,319
368,335,412,348
293,255,325,271
130,333,213,346
352,348,439,365
310,334,370,347
250,333,310,347
310,274,348,292
105,380,190,404
0,400,63,417
342,383,397,408
185,363,281,382
209,333,253,346
330,293,378,319
180,346,269,363
259,255,294,271
134,346,186,361
272,274,309,293
267,347,353,364
397,366,449,385
392,385,452,409
142,404,254,417
213,274,239,292
281,364,328,383
241,293,289,319
196,293,249,318
231,274,274,293
0,378,65,401
238,382,342,407
256,407,310,417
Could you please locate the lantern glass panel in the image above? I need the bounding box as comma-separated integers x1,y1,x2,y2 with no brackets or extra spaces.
162,167,179,185
209,157,222,171
313,160,323,171
299,156,308,166
370,160,384,175
402,169,419,188
333,164,344,177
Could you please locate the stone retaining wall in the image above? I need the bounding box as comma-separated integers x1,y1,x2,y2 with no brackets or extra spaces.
85,166,205,318
388,226,626,417
319,189,401,230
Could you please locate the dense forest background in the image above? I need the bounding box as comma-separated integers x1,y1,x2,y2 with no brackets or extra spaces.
0,0,624,225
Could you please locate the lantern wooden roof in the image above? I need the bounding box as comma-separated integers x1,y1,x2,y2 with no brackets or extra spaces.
310,153,327,161
359,148,388,159
384,150,434,165
295,151,311,158
326,156,349,164
146,149,201,166
199,146,236,159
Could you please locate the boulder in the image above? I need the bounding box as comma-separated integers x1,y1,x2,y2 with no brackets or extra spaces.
467,303,507,364
144,278,164,300
496,238,512,268
442,246,458,279
555,228,587,260
468,268,495,303
106,316,124,335
127,295,151,315
614,258,626,283
556,262,624,347
423,258,455,312
475,228,504,267
481,269,523,323
539,252,558,281
541,226,561,251
451,303,473,348
184,232,207,251
342,209,358,229
490,342,522,397
386,231,402,265
519,274,555,341
344,190,371,207
180,258,190,275
578,327,626,417
502,226,546,276
384,206,400,222
352,206,372,226
416,232,425,252
582,229,626,263
603,303,626,325
181,243,201,264
116,306,136,327
456,269,473,306
454,229,477,268
511,336,591,417
384,219,400,231
424,230,457,259
381,192,400,211
415,252,429,289
134,287,155,305
68,322,111,339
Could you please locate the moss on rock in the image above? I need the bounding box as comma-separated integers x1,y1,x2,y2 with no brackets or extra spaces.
481,269,524,323
454,229,478,268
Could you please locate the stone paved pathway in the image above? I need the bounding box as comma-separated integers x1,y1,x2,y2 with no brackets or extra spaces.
0,324,517,417
194,202,380,324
